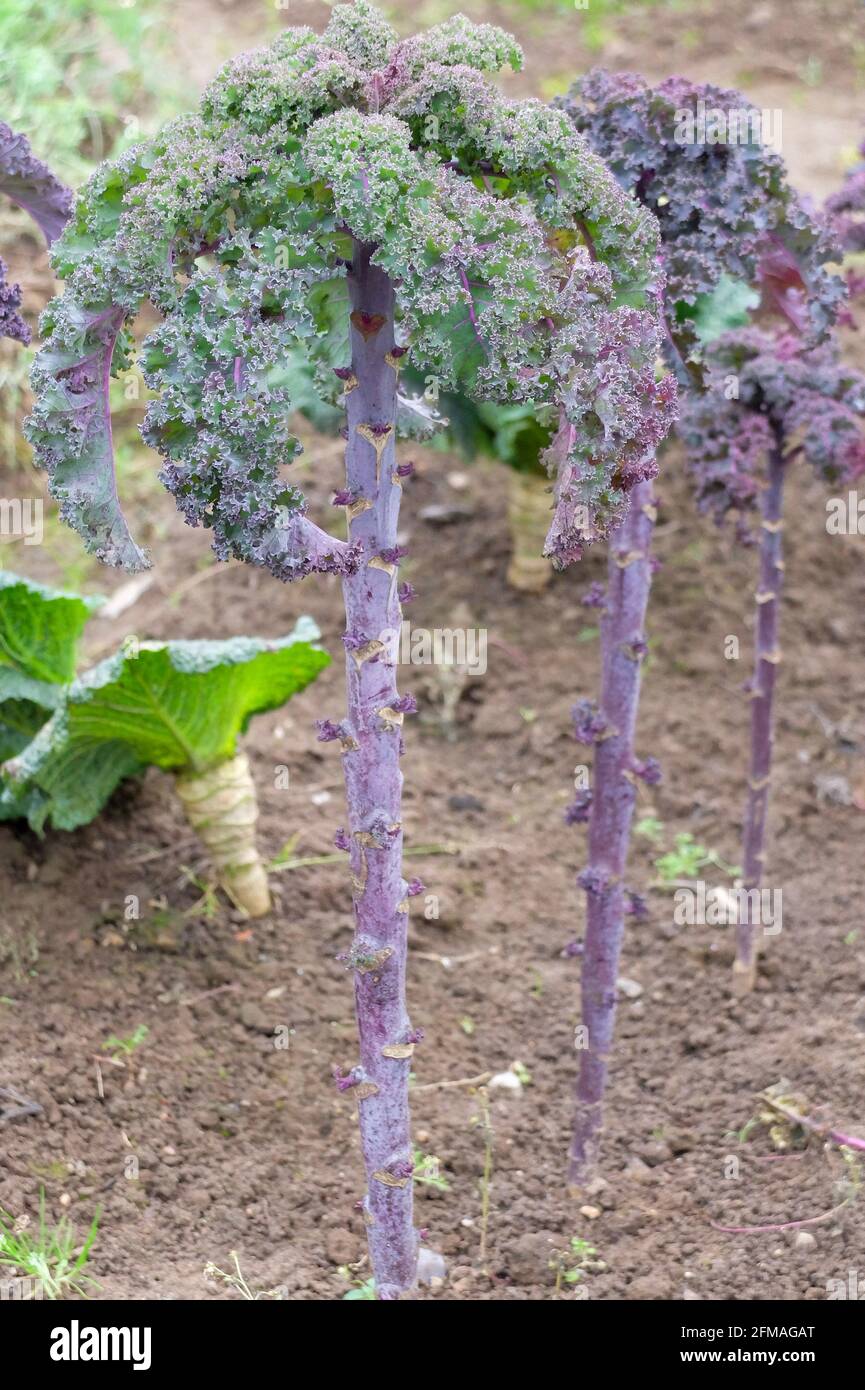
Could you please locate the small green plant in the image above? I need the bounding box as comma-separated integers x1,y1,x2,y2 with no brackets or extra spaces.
342,1274,376,1301
101,1024,148,1058
412,1149,449,1192
549,1236,602,1295
511,1060,532,1087
634,815,664,845
0,1190,100,1299
204,1250,284,1300
180,872,222,923
724,1115,761,1146
654,832,740,883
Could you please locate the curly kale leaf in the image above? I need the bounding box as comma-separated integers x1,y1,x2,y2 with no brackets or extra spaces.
0,121,73,247
681,329,865,527
27,3,675,577
0,122,73,343
560,70,845,351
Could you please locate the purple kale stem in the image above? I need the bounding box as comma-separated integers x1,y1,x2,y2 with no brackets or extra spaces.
736,433,786,993
340,238,417,1300
570,476,656,1188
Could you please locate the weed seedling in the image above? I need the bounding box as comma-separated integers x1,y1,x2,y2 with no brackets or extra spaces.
101,1025,148,1058
0,1191,100,1300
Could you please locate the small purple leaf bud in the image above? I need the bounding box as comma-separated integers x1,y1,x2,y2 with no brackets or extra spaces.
622,637,649,662
565,790,593,825
316,718,344,743
334,827,351,852
577,866,609,896
625,891,649,920
391,693,417,715
398,581,416,603
406,878,424,897
396,461,414,478
581,581,606,608
379,545,406,566
632,756,662,785
572,699,608,745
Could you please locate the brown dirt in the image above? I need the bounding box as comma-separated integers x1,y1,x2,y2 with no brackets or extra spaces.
1,0,864,1303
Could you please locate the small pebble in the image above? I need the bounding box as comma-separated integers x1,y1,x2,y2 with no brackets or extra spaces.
239,1002,272,1033
417,1247,447,1286
489,1070,523,1094
617,977,643,999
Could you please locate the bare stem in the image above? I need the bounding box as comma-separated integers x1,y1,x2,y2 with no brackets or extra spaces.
570,476,655,1188
339,239,417,1300
475,1086,494,1272
736,435,786,993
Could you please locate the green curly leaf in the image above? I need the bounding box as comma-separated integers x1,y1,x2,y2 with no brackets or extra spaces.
27,1,674,575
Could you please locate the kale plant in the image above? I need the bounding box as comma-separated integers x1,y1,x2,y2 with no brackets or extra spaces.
557,69,843,1184
681,329,865,990
561,71,843,367
26,3,674,1295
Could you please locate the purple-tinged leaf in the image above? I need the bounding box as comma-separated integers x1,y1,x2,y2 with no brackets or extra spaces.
0,122,73,247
